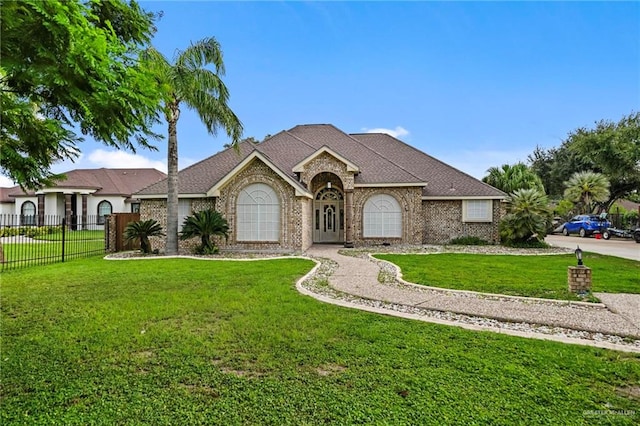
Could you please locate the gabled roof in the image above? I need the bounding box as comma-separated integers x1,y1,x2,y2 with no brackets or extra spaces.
136,124,505,199
292,146,360,173
207,150,312,198
350,132,506,198
1,168,166,201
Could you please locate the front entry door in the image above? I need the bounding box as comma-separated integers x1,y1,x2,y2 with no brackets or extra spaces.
313,188,344,243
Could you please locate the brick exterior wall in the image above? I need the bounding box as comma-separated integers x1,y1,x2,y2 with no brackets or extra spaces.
216,158,307,252
352,187,423,246
140,198,168,252
138,154,504,252
299,152,354,192
422,199,502,244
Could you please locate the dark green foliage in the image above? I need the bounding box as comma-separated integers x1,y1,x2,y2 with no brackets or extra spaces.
0,0,162,189
501,240,550,249
482,162,544,194
500,188,552,244
180,209,229,254
123,219,164,254
528,111,640,209
448,236,490,246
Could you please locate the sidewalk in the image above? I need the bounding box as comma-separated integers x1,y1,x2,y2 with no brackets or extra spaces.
302,245,640,351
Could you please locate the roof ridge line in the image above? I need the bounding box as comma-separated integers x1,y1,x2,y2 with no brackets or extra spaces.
342,129,425,182
356,133,506,195
283,130,317,150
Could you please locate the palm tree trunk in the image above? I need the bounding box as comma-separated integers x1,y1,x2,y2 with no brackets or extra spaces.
166,103,180,255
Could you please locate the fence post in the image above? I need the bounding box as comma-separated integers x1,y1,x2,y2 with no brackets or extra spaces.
61,217,66,262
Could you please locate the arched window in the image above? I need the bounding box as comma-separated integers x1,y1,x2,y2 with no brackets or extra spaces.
21,201,36,226
363,194,402,238
237,183,280,241
97,200,112,225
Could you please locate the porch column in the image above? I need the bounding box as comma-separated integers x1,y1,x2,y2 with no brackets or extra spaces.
344,189,354,248
37,194,45,226
81,194,88,230
64,193,72,227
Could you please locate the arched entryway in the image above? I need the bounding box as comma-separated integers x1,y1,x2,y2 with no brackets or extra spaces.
311,172,345,243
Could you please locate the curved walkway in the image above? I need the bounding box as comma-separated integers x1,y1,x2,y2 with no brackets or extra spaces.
302,245,640,353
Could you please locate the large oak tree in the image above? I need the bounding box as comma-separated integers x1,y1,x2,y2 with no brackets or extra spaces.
1,0,162,189
528,112,640,210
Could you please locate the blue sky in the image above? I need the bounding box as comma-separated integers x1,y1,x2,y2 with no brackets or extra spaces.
12,1,638,186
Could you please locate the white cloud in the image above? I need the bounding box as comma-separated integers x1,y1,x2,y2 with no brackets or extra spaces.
0,175,16,187
363,126,410,139
87,149,167,173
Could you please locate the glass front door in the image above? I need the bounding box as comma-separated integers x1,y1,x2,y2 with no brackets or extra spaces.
313,188,344,243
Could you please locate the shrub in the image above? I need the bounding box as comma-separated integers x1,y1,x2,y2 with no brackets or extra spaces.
123,219,164,254
180,209,229,255
500,188,552,245
501,240,550,249
449,236,490,246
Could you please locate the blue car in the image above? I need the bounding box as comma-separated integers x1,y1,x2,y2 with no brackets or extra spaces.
560,215,611,238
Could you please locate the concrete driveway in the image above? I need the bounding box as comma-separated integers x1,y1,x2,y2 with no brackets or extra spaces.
545,234,639,261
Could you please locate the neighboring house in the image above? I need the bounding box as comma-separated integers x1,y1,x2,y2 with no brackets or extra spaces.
137,124,506,252
1,168,166,227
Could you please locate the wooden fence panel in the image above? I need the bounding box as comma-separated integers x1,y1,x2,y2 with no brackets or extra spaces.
115,213,140,252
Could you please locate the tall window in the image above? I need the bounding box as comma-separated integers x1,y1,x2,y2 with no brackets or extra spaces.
463,200,493,222
97,200,112,224
21,201,36,226
237,183,280,241
363,194,402,238
178,199,191,229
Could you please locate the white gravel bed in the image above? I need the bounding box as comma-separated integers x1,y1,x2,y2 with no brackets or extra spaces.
301,255,640,350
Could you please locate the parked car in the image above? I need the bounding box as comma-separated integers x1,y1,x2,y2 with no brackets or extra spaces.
560,215,611,237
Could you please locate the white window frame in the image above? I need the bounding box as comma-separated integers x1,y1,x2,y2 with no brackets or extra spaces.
178,199,192,229
97,200,112,225
21,201,36,226
462,200,493,222
363,194,402,238
237,183,280,242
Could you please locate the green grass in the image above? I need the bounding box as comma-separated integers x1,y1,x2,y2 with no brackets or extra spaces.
2,257,639,424
375,253,640,300
33,229,105,241
1,241,105,264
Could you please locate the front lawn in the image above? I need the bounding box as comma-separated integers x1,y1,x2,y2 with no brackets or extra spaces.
2,257,639,424
375,253,640,300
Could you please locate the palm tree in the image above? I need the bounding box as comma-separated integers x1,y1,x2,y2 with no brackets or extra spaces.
123,219,164,254
180,209,229,254
499,188,551,244
563,171,610,214
144,38,243,255
483,163,545,194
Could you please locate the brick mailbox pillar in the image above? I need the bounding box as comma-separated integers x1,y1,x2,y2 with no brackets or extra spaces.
568,266,592,293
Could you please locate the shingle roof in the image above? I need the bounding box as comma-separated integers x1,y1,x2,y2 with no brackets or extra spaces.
136,124,505,199
2,168,166,200
138,142,256,195
0,186,24,203
350,133,506,198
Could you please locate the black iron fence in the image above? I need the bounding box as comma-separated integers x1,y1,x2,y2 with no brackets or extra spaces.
0,214,106,271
